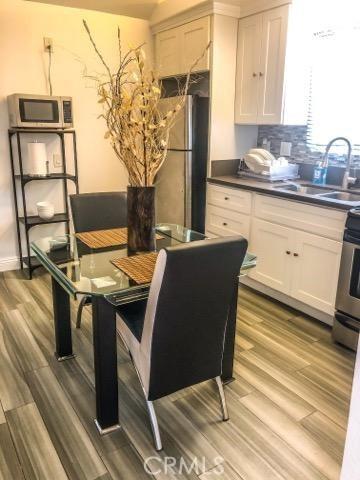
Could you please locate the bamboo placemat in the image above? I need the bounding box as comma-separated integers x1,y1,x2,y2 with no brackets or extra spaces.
111,252,158,284
76,228,162,249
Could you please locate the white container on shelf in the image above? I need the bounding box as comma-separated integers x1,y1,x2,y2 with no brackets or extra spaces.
27,142,47,176
36,201,55,220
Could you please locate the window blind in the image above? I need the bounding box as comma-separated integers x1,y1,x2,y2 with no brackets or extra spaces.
306,24,360,155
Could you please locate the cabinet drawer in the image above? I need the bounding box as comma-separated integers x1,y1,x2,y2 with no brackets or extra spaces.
254,194,346,241
207,184,252,213
206,205,250,239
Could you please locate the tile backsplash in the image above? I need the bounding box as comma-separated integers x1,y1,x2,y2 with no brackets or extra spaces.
257,125,360,166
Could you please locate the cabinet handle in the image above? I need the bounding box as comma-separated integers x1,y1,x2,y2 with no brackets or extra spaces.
293,253,299,257
252,72,257,77
223,222,228,226
259,72,263,77
286,250,291,255
224,197,229,200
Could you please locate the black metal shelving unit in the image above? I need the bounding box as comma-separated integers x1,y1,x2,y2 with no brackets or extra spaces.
8,128,79,279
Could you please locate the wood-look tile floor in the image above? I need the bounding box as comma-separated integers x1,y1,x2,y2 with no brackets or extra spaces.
0,269,355,480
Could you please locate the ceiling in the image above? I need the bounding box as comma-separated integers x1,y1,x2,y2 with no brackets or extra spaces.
25,0,162,19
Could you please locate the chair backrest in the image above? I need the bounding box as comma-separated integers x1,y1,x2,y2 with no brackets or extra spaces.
70,192,127,232
140,236,248,401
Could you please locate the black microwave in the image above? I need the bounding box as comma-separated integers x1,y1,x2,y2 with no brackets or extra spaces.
7,93,73,129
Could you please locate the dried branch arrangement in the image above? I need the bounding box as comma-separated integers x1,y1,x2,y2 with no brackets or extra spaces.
83,20,210,186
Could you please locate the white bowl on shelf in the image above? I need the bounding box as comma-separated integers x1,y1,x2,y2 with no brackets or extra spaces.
36,201,55,220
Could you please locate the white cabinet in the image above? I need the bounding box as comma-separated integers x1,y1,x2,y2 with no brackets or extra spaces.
249,216,342,314
205,184,252,239
207,184,252,213
291,231,342,314
155,29,180,78
233,13,262,123
235,4,307,125
181,17,210,74
249,218,293,294
155,16,211,78
206,205,251,239
257,7,288,124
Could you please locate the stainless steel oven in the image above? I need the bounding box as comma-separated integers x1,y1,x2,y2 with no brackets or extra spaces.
333,208,360,350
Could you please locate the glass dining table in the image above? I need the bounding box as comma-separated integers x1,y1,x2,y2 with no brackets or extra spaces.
31,223,256,435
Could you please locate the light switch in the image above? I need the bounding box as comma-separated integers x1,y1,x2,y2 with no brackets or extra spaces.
53,153,62,168
280,141,292,157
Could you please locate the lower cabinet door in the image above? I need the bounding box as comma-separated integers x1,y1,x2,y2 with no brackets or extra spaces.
249,218,293,294
291,230,342,314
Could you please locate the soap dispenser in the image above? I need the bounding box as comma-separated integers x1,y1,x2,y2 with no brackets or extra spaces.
312,157,328,185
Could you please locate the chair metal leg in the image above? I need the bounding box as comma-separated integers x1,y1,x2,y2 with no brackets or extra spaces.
145,400,163,451
215,376,229,421
76,295,89,328
125,350,163,451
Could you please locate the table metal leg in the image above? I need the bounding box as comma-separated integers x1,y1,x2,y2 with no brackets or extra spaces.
221,280,239,384
92,296,120,434
52,277,75,361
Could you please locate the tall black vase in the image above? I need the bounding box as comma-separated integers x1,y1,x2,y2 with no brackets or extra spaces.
127,186,156,252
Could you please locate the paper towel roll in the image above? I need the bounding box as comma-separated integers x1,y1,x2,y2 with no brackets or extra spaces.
27,142,47,176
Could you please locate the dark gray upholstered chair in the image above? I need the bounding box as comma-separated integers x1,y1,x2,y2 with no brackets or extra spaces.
116,236,248,451
70,191,127,328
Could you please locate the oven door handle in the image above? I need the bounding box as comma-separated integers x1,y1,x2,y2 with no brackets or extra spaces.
344,232,360,244
335,312,360,333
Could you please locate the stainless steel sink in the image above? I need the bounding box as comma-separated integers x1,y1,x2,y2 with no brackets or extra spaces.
273,182,360,204
274,184,332,195
319,191,360,202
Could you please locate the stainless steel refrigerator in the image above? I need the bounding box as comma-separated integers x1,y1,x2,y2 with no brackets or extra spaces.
156,95,209,232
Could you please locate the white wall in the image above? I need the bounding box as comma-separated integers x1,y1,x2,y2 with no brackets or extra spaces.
341,338,360,480
0,0,153,270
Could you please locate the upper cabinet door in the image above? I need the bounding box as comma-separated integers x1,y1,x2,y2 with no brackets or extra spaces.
234,14,262,124
181,17,211,74
257,5,289,124
156,27,181,78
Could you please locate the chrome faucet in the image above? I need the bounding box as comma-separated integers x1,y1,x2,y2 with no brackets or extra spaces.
323,137,354,189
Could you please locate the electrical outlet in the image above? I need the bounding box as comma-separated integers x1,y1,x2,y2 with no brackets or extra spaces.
44,37,53,52
53,153,62,168
280,141,292,157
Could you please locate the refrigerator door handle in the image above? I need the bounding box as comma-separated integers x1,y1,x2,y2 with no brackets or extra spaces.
184,95,193,150
185,152,192,228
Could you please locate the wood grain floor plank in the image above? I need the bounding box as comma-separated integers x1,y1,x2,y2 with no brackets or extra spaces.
0,316,33,411
0,309,48,373
174,386,287,480
26,366,107,480
234,354,315,421
301,411,347,464
0,401,5,425
0,271,354,480
240,391,341,480
6,402,68,480
240,349,350,428
103,444,153,480
186,381,328,480
297,363,354,403
289,314,332,342
0,423,25,480
199,462,244,480
237,321,310,371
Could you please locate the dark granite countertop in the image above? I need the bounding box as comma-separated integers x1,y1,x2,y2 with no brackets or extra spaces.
207,175,360,211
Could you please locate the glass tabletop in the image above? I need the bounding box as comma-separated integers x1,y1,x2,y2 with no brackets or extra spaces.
31,224,257,305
